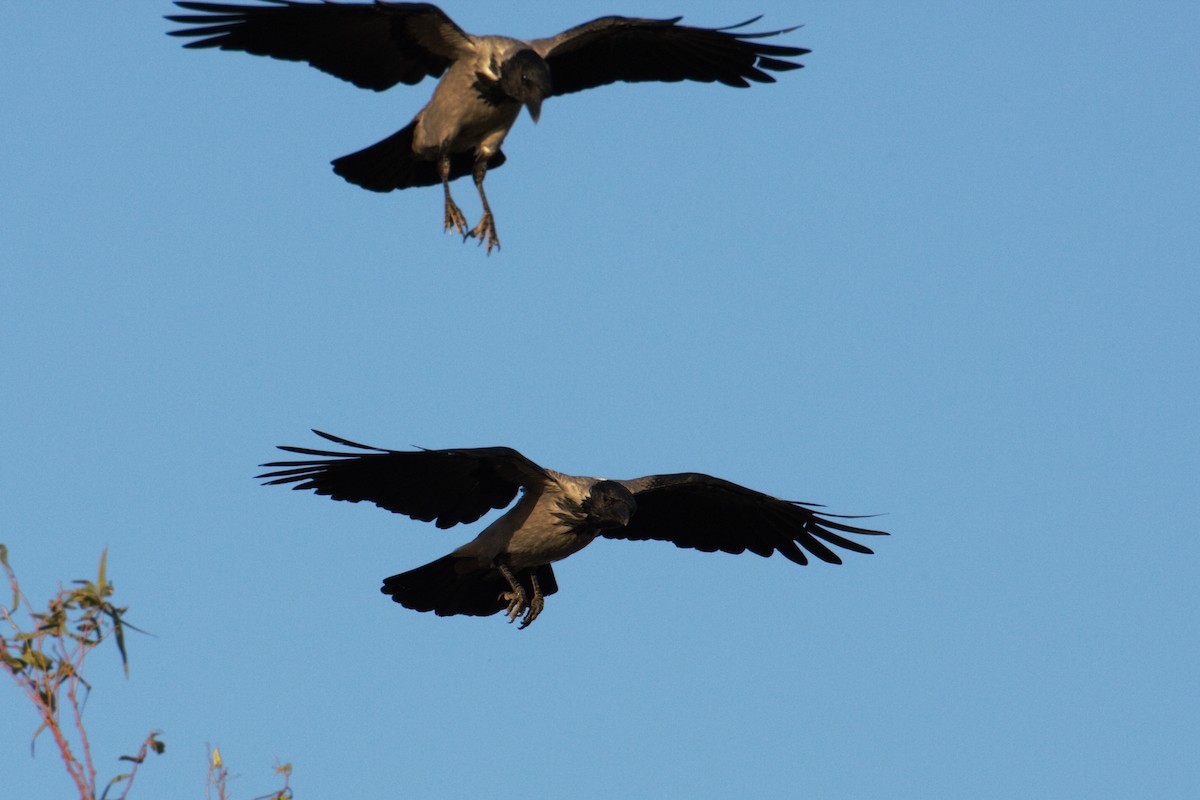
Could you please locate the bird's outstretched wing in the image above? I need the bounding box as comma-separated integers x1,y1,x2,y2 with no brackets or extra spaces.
529,16,808,97
609,473,887,565
166,1,474,91
257,430,548,528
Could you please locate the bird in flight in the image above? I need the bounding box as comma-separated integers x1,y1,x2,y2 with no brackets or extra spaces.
167,2,809,253
258,431,887,629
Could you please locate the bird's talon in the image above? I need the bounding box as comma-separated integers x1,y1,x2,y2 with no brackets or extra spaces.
466,214,500,255
443,206,468,237
500,588,526,623
519,594,544,629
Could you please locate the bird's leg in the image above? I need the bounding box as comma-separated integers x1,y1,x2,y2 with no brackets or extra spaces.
465,159,500,254
439,154,468,237
496,563,527,624
519,574,545,630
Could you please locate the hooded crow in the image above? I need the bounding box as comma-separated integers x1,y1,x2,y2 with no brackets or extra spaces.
258,431,886,629
167,2,809,253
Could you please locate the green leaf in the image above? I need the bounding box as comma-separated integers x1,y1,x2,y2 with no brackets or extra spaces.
100,772,130,800
32,719,49,747
36,688,57,714
27,649,54,671
98,547,107,591
113,615,129,676
0,544,15,612
1,650,26,673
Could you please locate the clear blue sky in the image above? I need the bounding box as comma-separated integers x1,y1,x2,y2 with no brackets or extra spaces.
3,2,1197,797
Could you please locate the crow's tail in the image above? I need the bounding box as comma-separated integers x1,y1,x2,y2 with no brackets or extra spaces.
381,555,556,618
331,121,506,192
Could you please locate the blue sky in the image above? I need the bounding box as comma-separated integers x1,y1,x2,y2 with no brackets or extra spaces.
2,1,1197,797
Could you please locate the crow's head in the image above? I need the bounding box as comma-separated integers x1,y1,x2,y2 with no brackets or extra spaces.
581,481,636,531
499,50,552,123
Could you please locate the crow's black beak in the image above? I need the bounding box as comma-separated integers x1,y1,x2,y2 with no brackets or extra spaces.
526,96,543,123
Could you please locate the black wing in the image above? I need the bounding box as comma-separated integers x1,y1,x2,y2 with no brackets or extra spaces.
166,1,473,91
609,473,886,565
529,16,808,97
257,430,548,528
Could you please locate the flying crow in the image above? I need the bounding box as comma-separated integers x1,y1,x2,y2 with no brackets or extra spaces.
167,2,809,253
258,431,886,629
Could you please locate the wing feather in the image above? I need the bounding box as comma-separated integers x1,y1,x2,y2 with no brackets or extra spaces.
257,430,548,528
166,1,473,91
609,473,886,565
529,16,808,97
